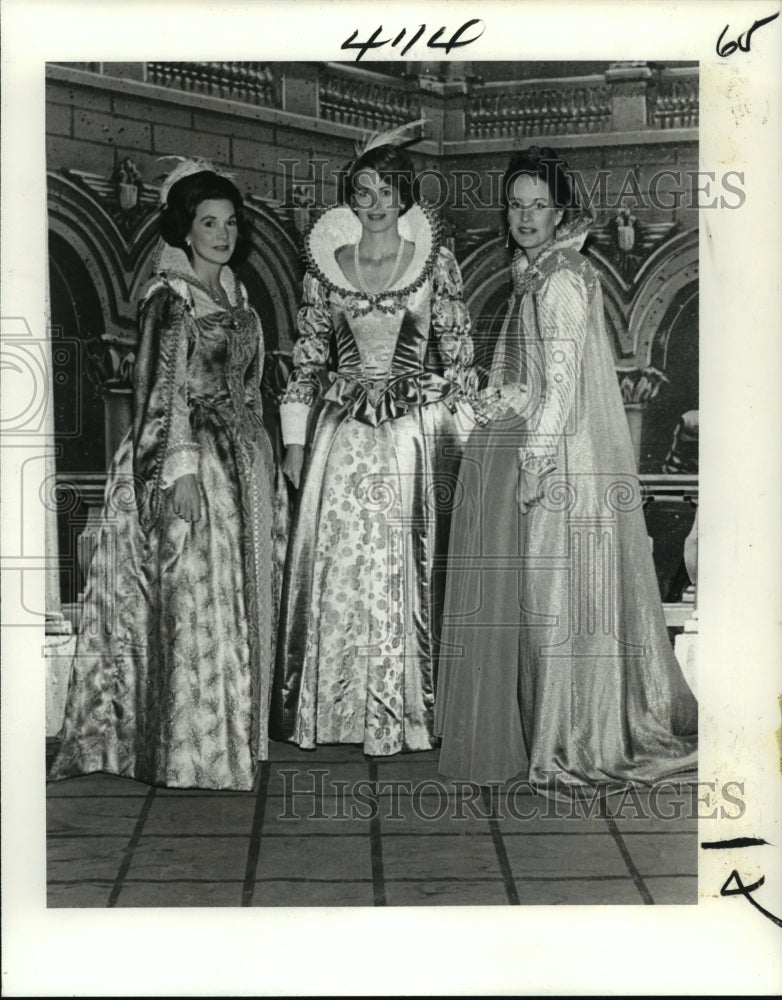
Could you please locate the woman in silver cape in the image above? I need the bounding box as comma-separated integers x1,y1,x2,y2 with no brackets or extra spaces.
435,148,698,789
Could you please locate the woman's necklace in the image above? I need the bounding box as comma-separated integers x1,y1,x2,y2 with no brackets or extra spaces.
193,274,231,310
354,238,405,295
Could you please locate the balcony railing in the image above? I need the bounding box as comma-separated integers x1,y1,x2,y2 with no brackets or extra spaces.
648,69,699,129
466,77,612,139
49,62,698,142
146,61,279,108
318,64,422,130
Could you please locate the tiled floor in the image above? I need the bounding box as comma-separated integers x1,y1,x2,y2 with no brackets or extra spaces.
46,740,698,908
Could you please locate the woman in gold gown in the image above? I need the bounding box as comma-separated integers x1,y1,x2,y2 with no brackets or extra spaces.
50,163,281,790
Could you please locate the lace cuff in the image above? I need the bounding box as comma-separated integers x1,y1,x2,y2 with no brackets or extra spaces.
280,400,310,446
161,444,200,489
517,450,557,477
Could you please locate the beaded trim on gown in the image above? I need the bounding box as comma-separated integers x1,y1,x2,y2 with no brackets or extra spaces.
49,246,284,790
271,203,479,755
435,220,698,788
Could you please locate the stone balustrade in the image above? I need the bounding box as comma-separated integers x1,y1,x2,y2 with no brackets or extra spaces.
52,61,698,145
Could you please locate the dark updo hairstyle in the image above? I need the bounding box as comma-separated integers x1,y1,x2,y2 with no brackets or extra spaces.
501,146,586,251
340,144,415,216
159,170,251,264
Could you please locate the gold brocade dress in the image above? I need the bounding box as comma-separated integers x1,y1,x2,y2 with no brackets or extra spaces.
49,246,282,790
271,203,478,755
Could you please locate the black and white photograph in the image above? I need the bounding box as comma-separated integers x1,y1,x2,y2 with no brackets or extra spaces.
2,1,781,996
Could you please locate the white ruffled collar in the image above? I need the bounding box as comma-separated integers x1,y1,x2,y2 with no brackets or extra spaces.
303,202,443,309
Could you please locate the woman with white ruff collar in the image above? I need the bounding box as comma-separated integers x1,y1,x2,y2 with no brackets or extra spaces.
272,128,479,756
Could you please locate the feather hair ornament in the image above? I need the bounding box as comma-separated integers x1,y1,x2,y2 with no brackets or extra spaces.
157,155,235,206
353,118,429,157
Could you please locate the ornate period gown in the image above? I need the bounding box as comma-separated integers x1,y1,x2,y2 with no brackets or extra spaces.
271,203,477,755
49,245,281,790
435,219,698,788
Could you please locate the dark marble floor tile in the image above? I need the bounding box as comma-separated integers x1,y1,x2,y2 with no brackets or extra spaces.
262,794,373,835
645,875,698,904
607,788,699,833
47,795,145,836
48,836,128,882
385,879,510,906
143,794,257,835
126,835,250,881
255,834,372,881
377,792,493,834
381,833,500,880
620,833,697,877
513,877,645,905
252,879,375,907
504,831,627,879
47,881,115,908
115,881,245,907
264,762,371,799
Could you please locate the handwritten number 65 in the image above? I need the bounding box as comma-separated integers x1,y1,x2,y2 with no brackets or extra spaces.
716,11,780,57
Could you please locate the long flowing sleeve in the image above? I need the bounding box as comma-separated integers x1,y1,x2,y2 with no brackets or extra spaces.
429,246,480,401
278,271,333,446
132,283,198,529
518,266,589,476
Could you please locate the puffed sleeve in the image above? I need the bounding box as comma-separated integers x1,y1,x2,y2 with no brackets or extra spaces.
132,282,198,530
430,246,480,401
518,267,589,476
278,270,333,446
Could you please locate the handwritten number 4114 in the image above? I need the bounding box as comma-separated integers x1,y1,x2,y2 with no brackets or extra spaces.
342,20,485,63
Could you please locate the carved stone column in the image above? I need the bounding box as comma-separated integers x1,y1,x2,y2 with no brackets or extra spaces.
617,365,668,469
99,334,135,464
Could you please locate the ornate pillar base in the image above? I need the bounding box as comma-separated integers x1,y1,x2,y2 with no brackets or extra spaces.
46,610,72,635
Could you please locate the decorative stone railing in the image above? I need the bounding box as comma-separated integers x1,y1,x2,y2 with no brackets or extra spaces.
648,68,699,129
146,61,278,108
51,61,697,143
466,77,612,139
318,64,422,130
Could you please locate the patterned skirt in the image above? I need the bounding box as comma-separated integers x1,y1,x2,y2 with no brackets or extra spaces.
49,408,279,790
272,399,464,755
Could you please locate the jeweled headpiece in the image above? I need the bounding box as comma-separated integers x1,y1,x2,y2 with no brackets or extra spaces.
157,155,235,206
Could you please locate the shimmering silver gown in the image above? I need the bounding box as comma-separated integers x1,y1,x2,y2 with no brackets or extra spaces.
435,221,698,788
